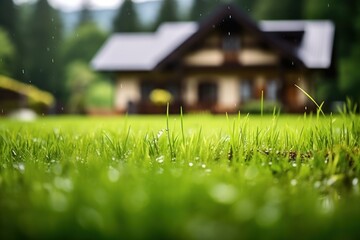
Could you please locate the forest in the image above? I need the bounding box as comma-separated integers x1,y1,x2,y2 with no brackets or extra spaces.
0,0,359,113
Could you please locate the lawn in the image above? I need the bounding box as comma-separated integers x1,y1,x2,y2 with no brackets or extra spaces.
1,113,360,239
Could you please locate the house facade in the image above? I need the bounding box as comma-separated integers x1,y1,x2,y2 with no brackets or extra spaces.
92,4,335,114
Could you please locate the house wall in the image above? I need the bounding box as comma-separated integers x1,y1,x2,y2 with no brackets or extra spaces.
218,77,239,109
184,50,224,66
239,49,279,65
115,77,141,113
182,75,240,112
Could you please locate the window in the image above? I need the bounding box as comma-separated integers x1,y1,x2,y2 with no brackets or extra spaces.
267,80,278,101
198,82,217,104
241,80,252,102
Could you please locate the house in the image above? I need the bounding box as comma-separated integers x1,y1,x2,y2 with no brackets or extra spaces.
0,75,54,115
91,4,335,114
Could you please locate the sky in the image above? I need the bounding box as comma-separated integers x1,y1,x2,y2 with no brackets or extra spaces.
14,0,153,11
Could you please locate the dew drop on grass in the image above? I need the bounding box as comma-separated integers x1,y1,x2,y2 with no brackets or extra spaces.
108,167,120,182
50,191,68,212
210,183,238,204
201,164,206,169
290,179,297,186
189,162,194,167
245,165,258,180
314,181,321,189
233,199,255,221
353,178,359,186
256,205,280,227
156,156,164,164
54,177,73,192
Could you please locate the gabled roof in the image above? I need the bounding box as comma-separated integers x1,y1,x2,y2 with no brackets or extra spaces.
260,20,335,69
91,22,198,71
91,3,335,72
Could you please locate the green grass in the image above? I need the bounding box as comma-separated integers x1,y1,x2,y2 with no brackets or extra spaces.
1,114,360,239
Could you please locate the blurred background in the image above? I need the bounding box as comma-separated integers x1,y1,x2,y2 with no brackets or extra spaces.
0,0,359,116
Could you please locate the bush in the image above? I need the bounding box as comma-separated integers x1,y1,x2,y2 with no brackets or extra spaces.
241,100,282,114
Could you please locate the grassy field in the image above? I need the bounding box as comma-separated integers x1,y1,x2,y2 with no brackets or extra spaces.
1,113,360,239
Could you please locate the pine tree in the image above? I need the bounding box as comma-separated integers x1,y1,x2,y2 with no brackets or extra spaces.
0,0,22,78
113,0,140,32
0,0,18,41
254,0,304,20
154,0,178,30
233,0,258,13
190,0,211,21
26,0,64,99
77,0,93,28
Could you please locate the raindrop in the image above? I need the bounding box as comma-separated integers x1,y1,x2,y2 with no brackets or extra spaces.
108,167,120,182
290,179,297,186
21,69,25,74
156,156,164,164
47,47,50,52
291,61,294,66
51,59,54,63
229,15,232,19
189,162,194,167
201,164,206,168
210,183,238,204
353,178,359,186
292,163,297,168
228,32,231,36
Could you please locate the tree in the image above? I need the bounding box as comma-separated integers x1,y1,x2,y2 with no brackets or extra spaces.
254,0,304,20
113,0,140,32
65,61,97,113
339,2,360,104
0,28,16,76
305,0,358,58
233,0,258,12
153,0,178,30
63,23,107,64
77,0,93,28
0,0,18,42
0,0,24,78
25,0,64,100
190,0,214,21
305,0,360,104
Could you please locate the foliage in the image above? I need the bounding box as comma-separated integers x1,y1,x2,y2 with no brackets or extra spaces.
77,0,93,28
65,61,98,113
85,80,114,109
0,115,360,239
113,0,141,32
189,0,215,21
0,28,16,76
153,0,179,30
63,22,107,64
24,0,64,100
233,0,258,12
241,100,281,114
340,45,360,104
254,0,304,19
0,0,18,42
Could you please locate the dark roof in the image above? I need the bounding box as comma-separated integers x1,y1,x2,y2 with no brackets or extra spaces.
91,3,334,72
